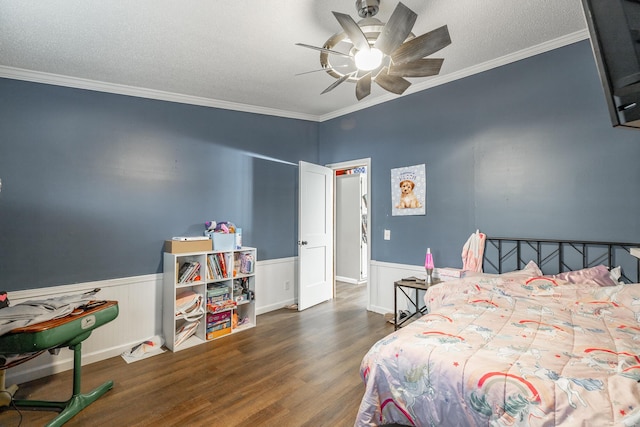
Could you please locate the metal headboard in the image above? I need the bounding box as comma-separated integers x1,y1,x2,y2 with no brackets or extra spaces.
483,237,640,284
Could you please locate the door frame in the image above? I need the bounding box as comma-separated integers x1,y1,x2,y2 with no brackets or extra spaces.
326,158,372,310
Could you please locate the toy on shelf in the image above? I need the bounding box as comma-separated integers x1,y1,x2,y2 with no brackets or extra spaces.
204,220,236,236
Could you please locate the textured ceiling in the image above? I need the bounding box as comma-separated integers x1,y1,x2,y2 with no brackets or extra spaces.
0,1,589,121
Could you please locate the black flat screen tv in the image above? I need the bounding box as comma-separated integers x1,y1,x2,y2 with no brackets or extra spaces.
582,0,640,129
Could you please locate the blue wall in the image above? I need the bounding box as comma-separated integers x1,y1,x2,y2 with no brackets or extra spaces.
0,80,317,291
318,40,640,269
1,40,639,292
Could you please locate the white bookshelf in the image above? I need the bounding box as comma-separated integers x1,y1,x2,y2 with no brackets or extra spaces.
163,246,256,352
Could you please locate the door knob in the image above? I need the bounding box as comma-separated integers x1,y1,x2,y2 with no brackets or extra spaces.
298,240,308,245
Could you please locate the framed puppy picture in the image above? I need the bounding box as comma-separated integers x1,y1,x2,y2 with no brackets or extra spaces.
391,164,426,216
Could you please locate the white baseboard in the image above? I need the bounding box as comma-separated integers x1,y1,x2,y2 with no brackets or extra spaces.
367,304,390,315
257,299,297,314
335,275,367,285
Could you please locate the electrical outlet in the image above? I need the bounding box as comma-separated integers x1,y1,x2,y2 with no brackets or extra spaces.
384,229,391,240
284,280,290,290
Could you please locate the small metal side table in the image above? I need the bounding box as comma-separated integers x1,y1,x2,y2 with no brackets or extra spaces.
394,278,440,330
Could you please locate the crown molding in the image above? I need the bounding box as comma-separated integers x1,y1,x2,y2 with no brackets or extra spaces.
317,29,590,122
0,66,319,122
0,29,588,123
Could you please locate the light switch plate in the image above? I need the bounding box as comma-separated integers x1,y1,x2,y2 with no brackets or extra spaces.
384,229,390,240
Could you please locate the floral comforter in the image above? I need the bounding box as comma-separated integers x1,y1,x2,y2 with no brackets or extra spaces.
356,274,640,426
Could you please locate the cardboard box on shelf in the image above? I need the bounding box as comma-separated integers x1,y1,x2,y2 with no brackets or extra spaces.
207,310,231,325
165,239,212,254
207,326,231,340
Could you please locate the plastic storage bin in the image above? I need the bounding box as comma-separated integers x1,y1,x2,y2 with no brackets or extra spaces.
212,233,235,251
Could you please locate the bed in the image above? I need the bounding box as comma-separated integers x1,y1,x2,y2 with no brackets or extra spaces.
356,238,640,426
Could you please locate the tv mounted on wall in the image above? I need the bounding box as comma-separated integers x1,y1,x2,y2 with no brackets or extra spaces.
582,0,640,129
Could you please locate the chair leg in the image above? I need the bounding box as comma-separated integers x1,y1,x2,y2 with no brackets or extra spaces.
0,370,18,407
13,342,114,427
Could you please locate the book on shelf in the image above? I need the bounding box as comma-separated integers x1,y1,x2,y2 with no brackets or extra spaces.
218,253,228,278
187,263,201,282
178,261,201,283
177,262,190,282
206,254,219,279
207,254,229,279
178,262,193,283
206,257,214,280
175,319,200,347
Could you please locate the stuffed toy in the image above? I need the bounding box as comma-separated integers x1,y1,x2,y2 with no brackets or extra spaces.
204,220,236,234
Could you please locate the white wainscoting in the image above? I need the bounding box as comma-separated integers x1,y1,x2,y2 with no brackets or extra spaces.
367,260,427,315
254,257,424,315
255,256,296,315
4,257,417,385
4,258,299,385
5,274,163,386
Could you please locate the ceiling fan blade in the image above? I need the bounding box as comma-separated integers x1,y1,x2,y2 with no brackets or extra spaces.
374,2,417,55
388,58,444,77
356,73,372,100
295,64,349,76
295,43,351,58
391,25,451,65
332,12,370,52
374,68,411,94
321,72,353,95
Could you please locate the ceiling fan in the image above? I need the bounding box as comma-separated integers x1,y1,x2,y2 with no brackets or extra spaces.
296,0,452,100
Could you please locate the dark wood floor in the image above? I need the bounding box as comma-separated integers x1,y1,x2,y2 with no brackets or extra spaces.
0,282,394,427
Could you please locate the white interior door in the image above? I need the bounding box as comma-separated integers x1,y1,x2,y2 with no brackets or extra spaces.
298,161,333,311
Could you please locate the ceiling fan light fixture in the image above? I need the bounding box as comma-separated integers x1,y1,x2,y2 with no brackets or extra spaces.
354,47,383,71
296,1,451,100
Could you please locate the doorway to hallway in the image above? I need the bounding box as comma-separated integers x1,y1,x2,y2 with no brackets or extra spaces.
328,158,371,310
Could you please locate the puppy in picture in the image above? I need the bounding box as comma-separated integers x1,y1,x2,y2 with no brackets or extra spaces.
396,179,422,209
